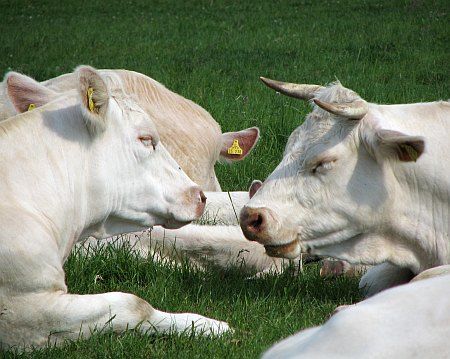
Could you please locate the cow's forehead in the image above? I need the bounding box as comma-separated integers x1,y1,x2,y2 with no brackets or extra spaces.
284,82,362,157
314,81,361,104
284,113,347,158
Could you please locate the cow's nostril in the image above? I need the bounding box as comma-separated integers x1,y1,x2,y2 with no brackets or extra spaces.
240,207,271,241
199,190,207,204
248,212,264,232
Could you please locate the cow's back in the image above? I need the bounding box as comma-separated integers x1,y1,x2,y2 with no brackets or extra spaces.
43,70,223,190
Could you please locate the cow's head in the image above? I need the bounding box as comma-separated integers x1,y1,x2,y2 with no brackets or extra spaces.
5,66,206,235
240,77,424,264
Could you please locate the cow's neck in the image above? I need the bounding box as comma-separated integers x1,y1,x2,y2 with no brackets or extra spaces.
372,102,450,271
2,102,119,262
385,167,450,271
315,103,450,273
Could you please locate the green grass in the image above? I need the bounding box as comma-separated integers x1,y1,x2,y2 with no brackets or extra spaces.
3,242,362,358
0,0,448,357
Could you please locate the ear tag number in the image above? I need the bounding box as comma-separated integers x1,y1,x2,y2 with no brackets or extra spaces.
227,139,243,155
87,87,95,112
27,103,36,111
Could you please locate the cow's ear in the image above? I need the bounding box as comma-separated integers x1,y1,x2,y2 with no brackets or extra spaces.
5,72,57,113
361,125,425,162
220,127,260,162
75,65,110,134
248,180,262,199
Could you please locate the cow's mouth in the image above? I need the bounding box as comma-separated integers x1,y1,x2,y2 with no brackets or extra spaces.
162,218,191,230
264,239,301,259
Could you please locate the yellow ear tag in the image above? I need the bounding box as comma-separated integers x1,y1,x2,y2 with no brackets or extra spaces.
87,87,95,112
227,139,243,155
27,103,36,111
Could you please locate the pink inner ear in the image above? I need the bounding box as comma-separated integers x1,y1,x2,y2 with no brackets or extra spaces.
249,180,263,198
220,127,260,161
6,73,55,113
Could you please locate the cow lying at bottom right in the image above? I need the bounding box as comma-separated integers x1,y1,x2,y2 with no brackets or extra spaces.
263,266,450,359
240,77,450,296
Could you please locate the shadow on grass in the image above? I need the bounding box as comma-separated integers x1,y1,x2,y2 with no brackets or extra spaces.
67,238,362,307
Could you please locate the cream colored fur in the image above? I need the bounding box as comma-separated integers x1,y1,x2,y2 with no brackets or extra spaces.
244,81,450,295
263,273,450,358
0,69,260,190
0,66,230,350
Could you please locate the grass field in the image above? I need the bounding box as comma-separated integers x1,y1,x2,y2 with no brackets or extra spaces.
1,0,449,357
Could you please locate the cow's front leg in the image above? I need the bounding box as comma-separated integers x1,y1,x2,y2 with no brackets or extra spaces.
359,262,414,297
0,291,230,350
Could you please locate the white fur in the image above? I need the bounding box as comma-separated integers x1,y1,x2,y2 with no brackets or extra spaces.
359,263,413,297
0,70,274,277
0,67,229,350
0,69,260,191
263,274,450,359
244,82,450,293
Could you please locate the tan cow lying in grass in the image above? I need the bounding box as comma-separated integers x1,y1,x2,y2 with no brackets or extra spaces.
1,68,260,191
263,267,450,358
240,77,450,296
0,66,230,350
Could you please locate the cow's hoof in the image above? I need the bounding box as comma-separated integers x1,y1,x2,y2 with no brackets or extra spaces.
320,260,346,277
182,315,231,336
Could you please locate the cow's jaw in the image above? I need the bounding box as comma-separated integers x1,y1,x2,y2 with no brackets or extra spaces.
262,227,363,260
299,228,363,252
264,239,301,259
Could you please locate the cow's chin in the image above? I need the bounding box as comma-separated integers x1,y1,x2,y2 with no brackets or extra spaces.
162,218,192,230
264,239,301,259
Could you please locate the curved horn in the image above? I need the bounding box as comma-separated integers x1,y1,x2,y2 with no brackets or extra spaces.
313,98,368,120
260,77,324,100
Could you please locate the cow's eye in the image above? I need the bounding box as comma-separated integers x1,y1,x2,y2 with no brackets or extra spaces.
311,160,334,174
139,135,156,150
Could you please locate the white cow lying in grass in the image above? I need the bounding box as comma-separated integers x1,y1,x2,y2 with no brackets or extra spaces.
240,77,450,295
263,268,450,359
2,70,297,276
0,66,230,350
1,68,260,191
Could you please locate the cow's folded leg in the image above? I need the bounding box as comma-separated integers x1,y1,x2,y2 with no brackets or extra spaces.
359,262,414,297
1,291,230,349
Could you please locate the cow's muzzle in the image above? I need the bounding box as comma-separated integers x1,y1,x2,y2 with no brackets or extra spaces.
240,205,301,259
164,186,206,229
240,206,275,244
183,186,207,218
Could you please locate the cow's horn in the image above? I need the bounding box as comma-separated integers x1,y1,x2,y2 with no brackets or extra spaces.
260,77,324,100
313,98,368,120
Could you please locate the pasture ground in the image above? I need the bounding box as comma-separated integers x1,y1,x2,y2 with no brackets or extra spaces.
0,0,448,357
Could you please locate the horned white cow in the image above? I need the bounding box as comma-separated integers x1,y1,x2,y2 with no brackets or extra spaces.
262,270,450,359
1,69,260,191
0,66,230,350
240,77,450,295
